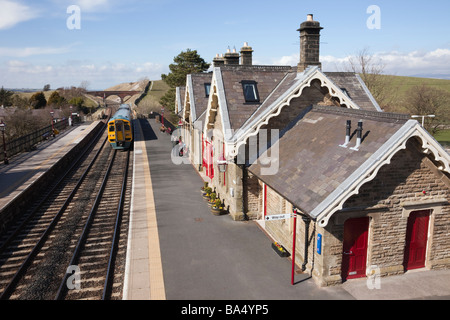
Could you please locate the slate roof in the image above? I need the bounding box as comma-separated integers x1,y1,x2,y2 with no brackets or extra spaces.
216,65,293,131
217,66,382,148
248,105,410,217
188,73,212,121
324,72,381,112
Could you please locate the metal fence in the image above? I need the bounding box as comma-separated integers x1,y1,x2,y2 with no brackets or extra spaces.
0,119,69,163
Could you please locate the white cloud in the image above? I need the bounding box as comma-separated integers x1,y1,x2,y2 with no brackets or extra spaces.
0,0,38,29
65,0,111,12
271,48,450,78
0,60,167,89
0,46,72,57
375,49,450,76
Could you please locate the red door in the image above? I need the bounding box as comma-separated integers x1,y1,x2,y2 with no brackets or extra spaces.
404,210,430,271
204,140,214,179
342,217,369,280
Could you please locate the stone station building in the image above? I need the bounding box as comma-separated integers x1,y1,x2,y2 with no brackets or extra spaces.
175,14,450,286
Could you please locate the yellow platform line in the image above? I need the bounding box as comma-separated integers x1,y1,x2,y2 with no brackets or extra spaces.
131,120,166,300
142,140,166,300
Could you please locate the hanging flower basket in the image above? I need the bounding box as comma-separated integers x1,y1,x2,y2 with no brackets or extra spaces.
272,242,290,258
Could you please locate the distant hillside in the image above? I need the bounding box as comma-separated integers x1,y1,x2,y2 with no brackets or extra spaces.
105,80,149,92
135,80,176,121
380,74,450,95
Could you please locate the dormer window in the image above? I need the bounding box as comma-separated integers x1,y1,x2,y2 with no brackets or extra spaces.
242,81,259,103
204,83,211,97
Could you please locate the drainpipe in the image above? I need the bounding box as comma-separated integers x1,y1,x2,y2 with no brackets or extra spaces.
293,208,312,274
240,164,249,221
302,215,311,272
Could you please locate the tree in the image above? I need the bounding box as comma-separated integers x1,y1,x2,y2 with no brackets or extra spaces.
346,47,398,111
48,91,67,107
160,49,210,111
43,84,51,91
11,95,29,109
68,97,84,109
30,91,47,109
403,83,450,135
0,87,14,107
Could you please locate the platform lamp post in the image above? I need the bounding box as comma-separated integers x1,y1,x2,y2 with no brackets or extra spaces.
161,107,165,127
0,120,8,165
412,114,435,127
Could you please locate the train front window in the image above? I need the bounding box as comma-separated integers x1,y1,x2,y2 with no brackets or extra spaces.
109,124,114,132
116,122,123,131
124,123,131,131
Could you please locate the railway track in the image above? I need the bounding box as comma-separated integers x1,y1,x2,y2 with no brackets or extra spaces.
0,125,132,300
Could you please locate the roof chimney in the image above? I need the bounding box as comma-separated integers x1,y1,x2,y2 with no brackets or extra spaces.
224,47,240,65
213,53,225,67
297,14,323,72
240,42,253,66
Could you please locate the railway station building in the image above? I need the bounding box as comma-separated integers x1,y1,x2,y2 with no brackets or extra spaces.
175,14,450,286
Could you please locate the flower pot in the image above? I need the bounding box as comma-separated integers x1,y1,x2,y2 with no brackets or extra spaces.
272,242,290,258
211,206,225,216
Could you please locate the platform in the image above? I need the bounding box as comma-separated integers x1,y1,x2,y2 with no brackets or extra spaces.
123,118,165,300
0,121,102,215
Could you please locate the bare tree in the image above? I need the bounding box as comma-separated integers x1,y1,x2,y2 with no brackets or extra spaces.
346,47,398,111
403,83,450,134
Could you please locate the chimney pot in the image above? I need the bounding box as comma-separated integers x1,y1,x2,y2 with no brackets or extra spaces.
213,53,225,66
297,14,323,72
240,42,253,66
224,46,240,65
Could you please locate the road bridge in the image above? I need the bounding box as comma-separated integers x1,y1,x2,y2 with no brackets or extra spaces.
86,90,142,103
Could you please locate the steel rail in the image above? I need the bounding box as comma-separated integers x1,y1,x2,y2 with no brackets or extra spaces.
0,135,109,300
102,148,130,300
55,149,117,300
0,124,106,256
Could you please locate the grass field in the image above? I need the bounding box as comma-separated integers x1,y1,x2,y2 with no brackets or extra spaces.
380,74,450,96
434,129,450,143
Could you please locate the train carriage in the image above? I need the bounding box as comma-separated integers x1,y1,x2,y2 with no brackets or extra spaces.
108,104,133,150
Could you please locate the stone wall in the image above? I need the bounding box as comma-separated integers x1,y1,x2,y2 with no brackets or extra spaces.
260,138,450,287
317,139,450,286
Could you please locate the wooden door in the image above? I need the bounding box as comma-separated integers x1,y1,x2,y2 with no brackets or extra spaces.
404,210,430,271
342,217,369,280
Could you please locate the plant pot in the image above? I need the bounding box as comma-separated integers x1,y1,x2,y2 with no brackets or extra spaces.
211,206,225,216
272,242,290,258
203,194,210,201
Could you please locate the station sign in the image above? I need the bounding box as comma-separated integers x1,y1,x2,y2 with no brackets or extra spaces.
265,213,295,221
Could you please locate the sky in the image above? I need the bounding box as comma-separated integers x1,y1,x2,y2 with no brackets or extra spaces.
0,0,449,90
